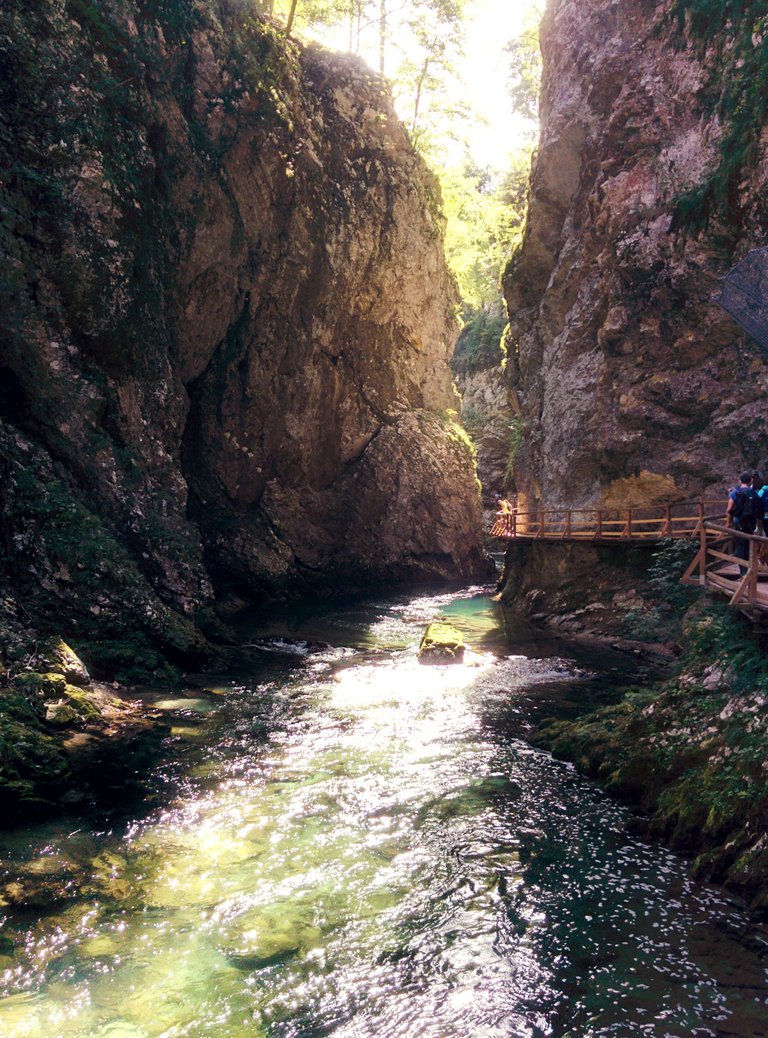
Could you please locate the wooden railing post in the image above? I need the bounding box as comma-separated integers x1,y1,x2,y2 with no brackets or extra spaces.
564,510,571,538
596,510,602,538
694,500,704,537
699,519,707,584
511,509,517,538
662,505,671,537
748,536,758,603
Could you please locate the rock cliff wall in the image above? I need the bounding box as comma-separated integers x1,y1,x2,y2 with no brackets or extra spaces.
504,0,768,517
0,0,488,675
452,306,511,515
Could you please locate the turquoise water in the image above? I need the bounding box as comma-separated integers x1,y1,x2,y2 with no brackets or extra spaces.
0,587,766,1037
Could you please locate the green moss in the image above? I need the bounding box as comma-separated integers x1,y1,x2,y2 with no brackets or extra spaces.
13,672,67,700
3,433,205,681
664,0,768,230
535,603,768,906
61,685,101,720
418,622,466,664
0,690,73,819
86,633,182,685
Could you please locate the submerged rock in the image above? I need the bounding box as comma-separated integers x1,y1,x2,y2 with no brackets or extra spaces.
418,622,466,665
217,902,323,969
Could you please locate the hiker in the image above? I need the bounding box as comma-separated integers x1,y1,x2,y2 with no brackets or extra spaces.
755,472,768,537
497,497,513,514
726,471,764,565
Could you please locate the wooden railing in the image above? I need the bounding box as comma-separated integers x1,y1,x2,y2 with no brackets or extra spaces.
491,499,724,543
681,517,768,609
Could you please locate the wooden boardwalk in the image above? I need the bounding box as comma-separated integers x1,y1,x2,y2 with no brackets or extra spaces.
492,500,768,613
682,518,768,613
491,499,721,543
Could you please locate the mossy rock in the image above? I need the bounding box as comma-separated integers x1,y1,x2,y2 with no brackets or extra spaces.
45,639,91,686
418,622,466,665
13,671,67,701
0,709,73,820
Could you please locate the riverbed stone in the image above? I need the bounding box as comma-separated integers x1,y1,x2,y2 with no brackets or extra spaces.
76,934,119,959
45,701,81,726
418,623,466,665
218,902,323,969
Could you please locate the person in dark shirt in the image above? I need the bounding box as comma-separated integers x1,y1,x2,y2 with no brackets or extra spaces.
726,471,764,566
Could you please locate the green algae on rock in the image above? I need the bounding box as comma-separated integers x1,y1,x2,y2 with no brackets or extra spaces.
418,622,466,665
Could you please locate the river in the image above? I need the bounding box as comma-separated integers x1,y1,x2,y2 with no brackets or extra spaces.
0,585,766,1038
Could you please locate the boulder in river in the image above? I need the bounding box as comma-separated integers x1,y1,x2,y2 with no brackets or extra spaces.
418,623,466,665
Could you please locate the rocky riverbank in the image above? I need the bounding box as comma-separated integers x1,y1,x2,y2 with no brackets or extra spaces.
533,597,768,915
0,608,157,821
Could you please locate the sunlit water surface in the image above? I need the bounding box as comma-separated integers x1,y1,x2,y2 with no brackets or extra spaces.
1,588,767,1038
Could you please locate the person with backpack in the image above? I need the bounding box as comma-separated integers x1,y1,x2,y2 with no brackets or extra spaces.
726,471,764,566
754,472,768,538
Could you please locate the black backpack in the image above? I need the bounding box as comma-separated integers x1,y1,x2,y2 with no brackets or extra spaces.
732,487,761,522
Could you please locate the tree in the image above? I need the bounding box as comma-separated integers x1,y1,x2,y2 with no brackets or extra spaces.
505,5,542,121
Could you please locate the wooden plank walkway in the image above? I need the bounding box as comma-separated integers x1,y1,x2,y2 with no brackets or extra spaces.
491,499,722,543
491,499,768,614
681,518,768,613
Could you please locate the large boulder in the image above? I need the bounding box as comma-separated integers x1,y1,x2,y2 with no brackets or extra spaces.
418,622,466,665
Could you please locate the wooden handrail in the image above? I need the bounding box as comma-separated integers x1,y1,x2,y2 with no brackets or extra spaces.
681,516,768,612
491,499,726,544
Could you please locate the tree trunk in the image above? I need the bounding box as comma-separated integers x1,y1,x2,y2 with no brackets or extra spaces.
379,0,386,74
411,51,434,134
286,0,299,33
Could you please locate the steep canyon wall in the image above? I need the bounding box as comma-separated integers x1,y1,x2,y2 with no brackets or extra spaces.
505,0,768,516
0,0,488,675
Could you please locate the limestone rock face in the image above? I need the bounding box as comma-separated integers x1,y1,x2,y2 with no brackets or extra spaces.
0,1,488,668
504,0,768,515
455,365,511,511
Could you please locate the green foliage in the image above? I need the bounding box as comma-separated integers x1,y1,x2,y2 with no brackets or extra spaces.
452,305,506,373
664,0,768,230
646,537,699,610
620,605,669,642
617,539,698,641
534,600,768,903
505,5,543,122
684,602,768,694
439,153,531,310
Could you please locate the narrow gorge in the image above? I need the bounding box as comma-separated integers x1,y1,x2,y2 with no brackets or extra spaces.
1,0,768,1034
